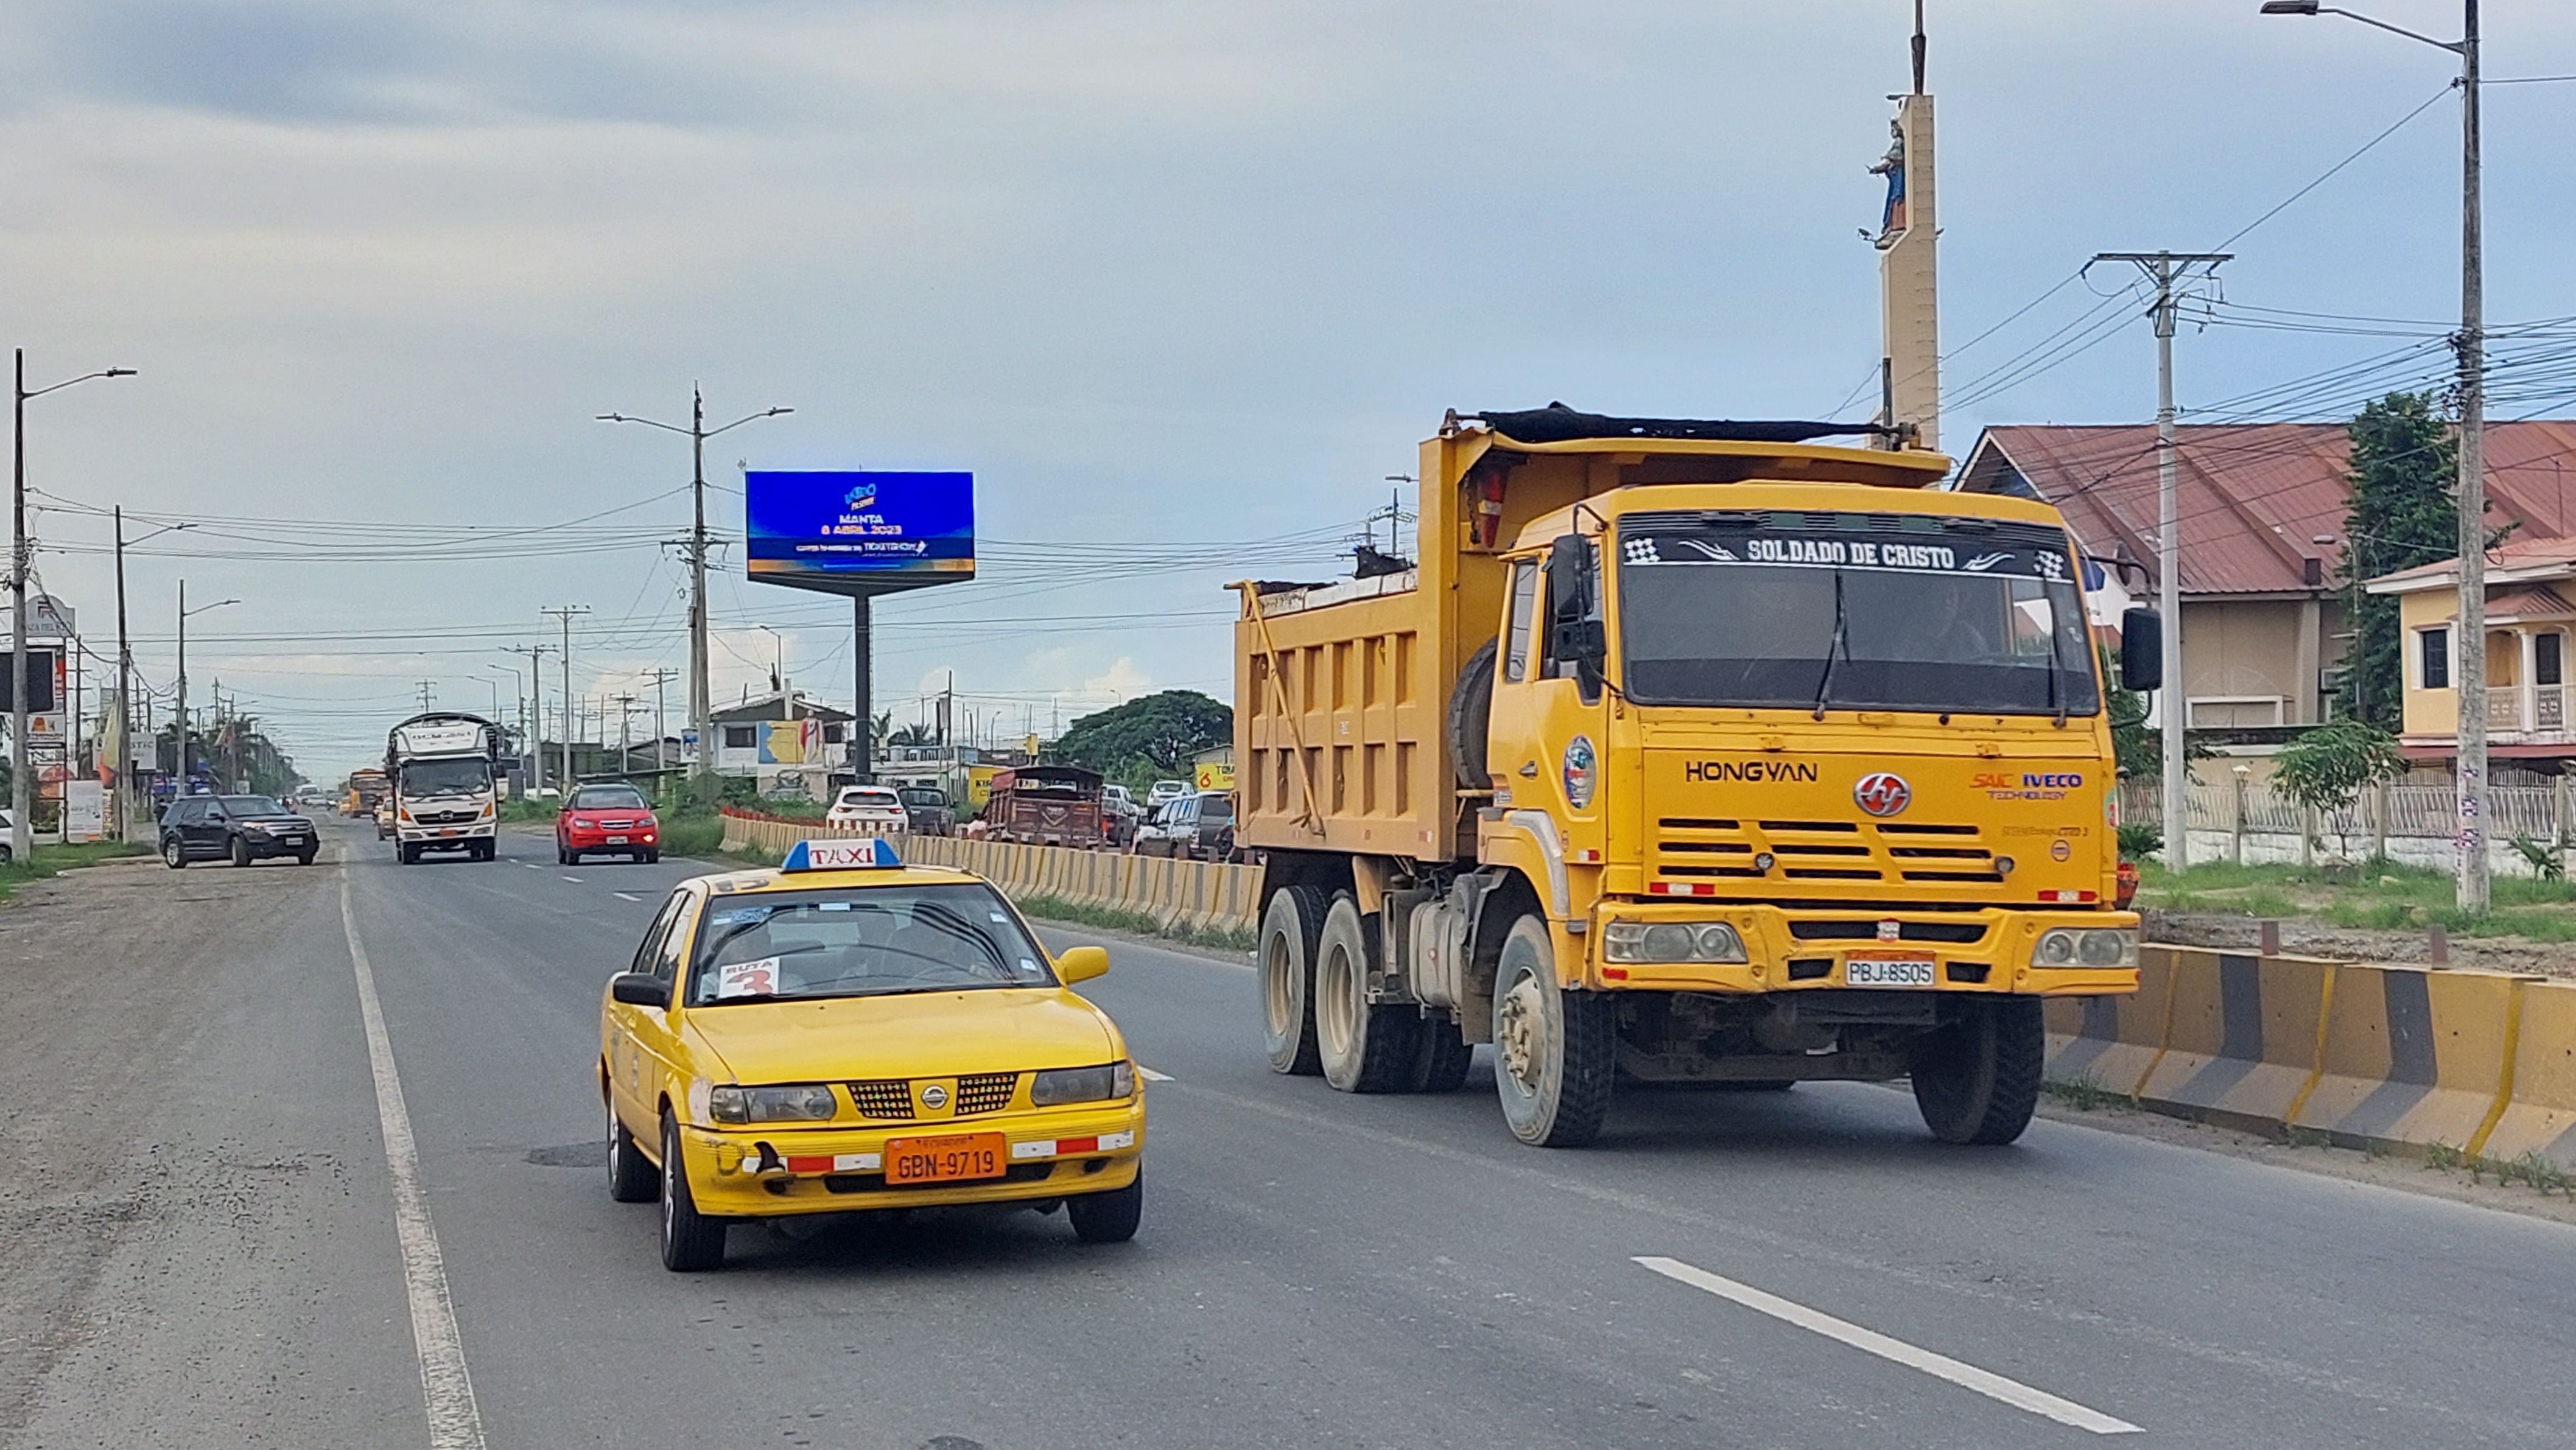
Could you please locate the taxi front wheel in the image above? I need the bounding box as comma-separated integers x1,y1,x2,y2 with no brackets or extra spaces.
1065,1171,1142,1244
658,1113,728,1271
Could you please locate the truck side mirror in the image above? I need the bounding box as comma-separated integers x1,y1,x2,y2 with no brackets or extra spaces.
1546,534,1605,664
2120,608,2163,693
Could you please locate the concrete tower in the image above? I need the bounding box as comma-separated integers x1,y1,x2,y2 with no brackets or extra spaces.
1873,2,1939,451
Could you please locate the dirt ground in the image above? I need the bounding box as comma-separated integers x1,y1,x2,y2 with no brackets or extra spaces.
2144,907,2576,979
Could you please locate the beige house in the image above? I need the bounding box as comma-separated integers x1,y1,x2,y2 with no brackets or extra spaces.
2369,536,2576,766
1957,421,2576,740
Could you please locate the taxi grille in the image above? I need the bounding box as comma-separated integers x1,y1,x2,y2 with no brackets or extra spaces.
955,1073,1019,1116
847,1080,915,1120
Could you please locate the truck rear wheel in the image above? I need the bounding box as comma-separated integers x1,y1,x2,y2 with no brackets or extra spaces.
1403,1017,1476,1094
1258,885,1328,1076
1910,998,2044,1146
1491,916,1615,1146
1314,894,1418,1093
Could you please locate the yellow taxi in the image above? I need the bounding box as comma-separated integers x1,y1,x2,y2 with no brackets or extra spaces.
597,836,1145,1270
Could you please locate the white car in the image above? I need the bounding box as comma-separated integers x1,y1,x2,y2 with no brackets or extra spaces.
1146,780,1189,810
824,785,908,833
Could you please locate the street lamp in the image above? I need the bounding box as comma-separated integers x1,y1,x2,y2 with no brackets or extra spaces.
114,514,191,838
754,624,788,715
13,352,135,858
175,583,238,790
2261,0,2487,909
598,391,791,798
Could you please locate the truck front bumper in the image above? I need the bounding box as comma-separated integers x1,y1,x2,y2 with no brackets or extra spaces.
1580,900,2138,996
399,823,496,844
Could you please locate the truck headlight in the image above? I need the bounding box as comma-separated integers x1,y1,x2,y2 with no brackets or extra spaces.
706,1084,839,1124
1031,1061,1135,1105
2034,927,2135,968
1603,920,1747,964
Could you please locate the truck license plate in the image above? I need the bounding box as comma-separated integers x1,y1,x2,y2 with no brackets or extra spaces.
1845,955,1937,987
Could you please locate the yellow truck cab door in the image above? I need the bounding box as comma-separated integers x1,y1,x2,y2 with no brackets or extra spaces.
1485,536,1610,941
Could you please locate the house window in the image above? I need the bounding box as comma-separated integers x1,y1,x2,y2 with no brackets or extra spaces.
2419,627,2451,690
2539,633,2564,688
821,723,844,744
723,725,756,750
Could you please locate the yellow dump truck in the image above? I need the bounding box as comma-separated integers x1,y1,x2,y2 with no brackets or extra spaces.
1234,406,2157,1147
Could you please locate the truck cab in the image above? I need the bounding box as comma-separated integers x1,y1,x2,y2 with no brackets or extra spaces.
386,712,505,864
1237,408,2157,1149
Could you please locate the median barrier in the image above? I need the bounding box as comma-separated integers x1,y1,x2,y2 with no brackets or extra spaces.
712,810,1263,937
2045,943,2560,1161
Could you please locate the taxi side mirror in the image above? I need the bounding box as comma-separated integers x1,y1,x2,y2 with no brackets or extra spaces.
609,972,670,1009
1056,945,1110,985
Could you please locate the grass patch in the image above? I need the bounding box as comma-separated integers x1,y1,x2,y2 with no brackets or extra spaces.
2041,1076,2119,1112
2142,855,2576,942
656,810,729,862
0,839,153,903
1016,892,1256,954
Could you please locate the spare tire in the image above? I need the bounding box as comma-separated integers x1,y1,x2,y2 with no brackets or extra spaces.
1449,638,1498,791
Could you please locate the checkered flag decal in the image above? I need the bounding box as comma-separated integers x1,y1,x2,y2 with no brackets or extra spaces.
1623,537,1661,564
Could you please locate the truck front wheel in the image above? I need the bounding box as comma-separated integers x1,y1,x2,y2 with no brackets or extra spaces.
1490,916,1615,1146
1910,998,2044,1146
1257,885,1328,1076
1314,894,1418,1093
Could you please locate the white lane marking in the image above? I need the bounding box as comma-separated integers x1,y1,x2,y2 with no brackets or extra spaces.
1137,1066,1174,1082
341,877,488,1449
561,875,583,883
613,892,644,902
520,863,541,870
1634,1256,2141,1437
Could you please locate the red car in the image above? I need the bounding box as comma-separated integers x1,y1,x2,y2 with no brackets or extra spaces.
557,783,660,864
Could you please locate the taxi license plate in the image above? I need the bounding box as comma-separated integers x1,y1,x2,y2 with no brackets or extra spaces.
883,1132,1006,1185
1846,955,1937,987
606,835,628,844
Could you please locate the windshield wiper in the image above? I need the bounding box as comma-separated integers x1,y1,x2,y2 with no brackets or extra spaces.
1811,569,1850,721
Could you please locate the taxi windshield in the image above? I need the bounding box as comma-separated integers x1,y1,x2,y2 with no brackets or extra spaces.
685,883,1055,1006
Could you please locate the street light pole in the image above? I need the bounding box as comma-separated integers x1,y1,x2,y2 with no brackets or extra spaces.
598,390,790,799
543,606,588,788
115,514,193,838
2261,0,2485,909
13,351,133,857
173,586,237,791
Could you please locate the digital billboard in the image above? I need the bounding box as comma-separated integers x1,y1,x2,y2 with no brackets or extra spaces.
744,470,974,597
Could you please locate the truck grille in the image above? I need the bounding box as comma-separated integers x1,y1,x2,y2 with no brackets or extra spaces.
414,809,479,825
1653,818,1999,891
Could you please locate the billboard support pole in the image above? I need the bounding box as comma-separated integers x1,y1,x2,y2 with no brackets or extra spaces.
854,595,872,781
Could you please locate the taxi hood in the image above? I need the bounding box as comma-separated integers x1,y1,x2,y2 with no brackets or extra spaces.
680,987,1119,1085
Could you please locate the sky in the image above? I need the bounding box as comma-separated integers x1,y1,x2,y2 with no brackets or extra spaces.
3,0,2574,780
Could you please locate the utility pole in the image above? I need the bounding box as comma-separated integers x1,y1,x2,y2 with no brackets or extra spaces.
13,351,132,858
615,693,637,774
644,666,677,790
2094,250,2230,870
598,389,791,800
415,678,437,712
2455,0,2489,911
543,606,588,788
506,643,553,794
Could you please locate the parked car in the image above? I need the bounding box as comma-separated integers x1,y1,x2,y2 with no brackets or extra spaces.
1100,784,1140,847
161,794,318,868
1146,779,1189,810
1149,790,1234,860
896,786,956,836
558,783,661,864
824,785,910,833
375,797,396,839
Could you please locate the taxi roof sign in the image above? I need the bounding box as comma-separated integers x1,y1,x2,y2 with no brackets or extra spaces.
781,837,902,872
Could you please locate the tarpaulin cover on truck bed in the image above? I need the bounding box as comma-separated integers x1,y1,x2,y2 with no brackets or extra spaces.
1460,404,1891,446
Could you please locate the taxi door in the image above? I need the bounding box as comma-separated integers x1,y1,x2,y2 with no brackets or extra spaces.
609,888,693,1137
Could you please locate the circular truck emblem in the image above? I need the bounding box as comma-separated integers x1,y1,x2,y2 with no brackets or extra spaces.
1853,772,1912,818
1562,735,1598,810
919,1084,950,1109
2051,838,2072,862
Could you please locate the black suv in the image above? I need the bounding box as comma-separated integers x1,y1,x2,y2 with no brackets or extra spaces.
161,794,318,868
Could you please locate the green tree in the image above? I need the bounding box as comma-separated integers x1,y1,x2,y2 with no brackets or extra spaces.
2273,717,2404,859
2338,393,2458,729
1051,690,1232,779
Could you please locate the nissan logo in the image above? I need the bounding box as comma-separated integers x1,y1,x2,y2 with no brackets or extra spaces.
1853,772,1912,818
919,1084,950,1109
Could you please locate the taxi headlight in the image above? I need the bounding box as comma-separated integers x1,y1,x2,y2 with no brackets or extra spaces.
2034,928,2133,968
1031,1061,1135,1106
706,1083,839,1124
1602,920,1747,964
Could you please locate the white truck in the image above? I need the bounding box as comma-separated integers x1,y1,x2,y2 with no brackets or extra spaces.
387,712,505,864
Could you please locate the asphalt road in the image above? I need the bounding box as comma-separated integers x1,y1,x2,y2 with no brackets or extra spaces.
15,816,2576,1450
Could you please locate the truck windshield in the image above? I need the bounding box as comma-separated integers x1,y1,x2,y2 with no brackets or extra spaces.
1615,511,2100,716
400,758,493,796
